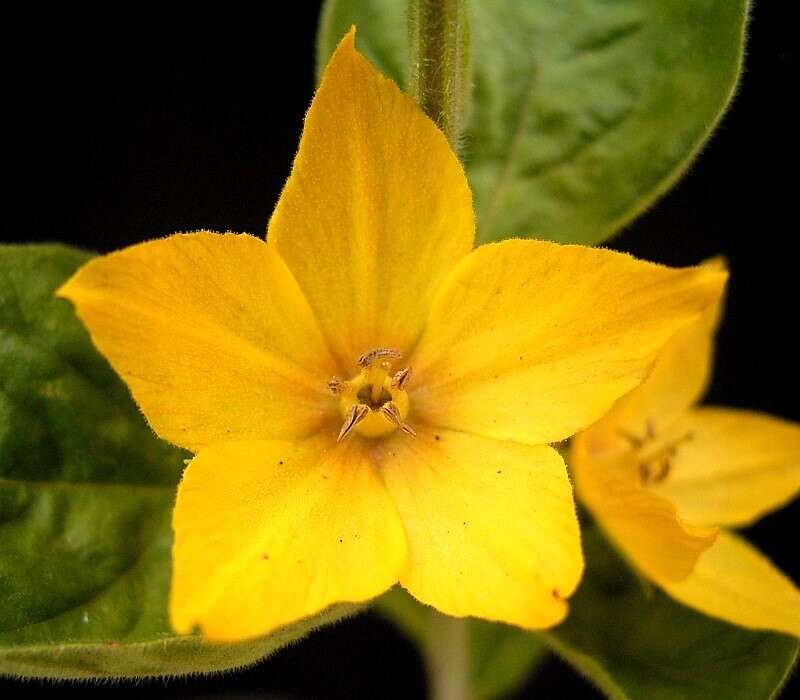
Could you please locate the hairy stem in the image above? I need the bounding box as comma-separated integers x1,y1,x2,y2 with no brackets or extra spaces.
426,610,470,700
408,0,471,150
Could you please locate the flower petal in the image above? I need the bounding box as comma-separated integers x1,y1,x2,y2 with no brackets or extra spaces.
57,232,337,452
651,407,800,527
594,263,725,438
269,29,474,368
170,436,407,641
376,430,583,629
570,436,717,582
410,240,727,444
660,531,800,637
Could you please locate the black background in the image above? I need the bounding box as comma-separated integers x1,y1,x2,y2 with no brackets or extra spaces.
2,1,798,698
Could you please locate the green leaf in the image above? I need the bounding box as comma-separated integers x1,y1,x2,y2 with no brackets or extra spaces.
0,244,352,679
377,529,797,699
544,526,799,700
317,0,748,245
377,588,548,700
317,0,408,86
469,617,548,700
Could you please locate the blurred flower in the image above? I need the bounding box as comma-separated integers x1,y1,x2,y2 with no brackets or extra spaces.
58,30,726,641
571,260,800,636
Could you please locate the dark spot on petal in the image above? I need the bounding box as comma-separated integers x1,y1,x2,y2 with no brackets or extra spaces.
261,553,270,560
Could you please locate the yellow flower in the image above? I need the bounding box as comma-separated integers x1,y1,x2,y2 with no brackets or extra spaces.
571,261,800,637
57,31,726,641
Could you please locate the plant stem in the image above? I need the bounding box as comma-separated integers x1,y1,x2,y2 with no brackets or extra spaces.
425,610,470,700
408,0,471,150
410,4,472,684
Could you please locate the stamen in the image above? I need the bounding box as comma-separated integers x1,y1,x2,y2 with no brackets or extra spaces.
640,454,674,484
639,432,694,466
401,424,417,437
379,402,417,437
617,427,644,449
327,376,344,395
338,403,370,442
379,401,402,425
358,347,401,368
391,367,412,390
633,422,694,485
618,419,658,449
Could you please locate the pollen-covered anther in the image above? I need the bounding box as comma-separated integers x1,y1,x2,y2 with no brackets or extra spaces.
391,367,411,390
337,403,370,442
379,401,417,437
357,347,401,368
332,347,415,441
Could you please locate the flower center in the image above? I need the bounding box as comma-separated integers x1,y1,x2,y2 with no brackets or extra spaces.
328,347,416,441
617,419,694,485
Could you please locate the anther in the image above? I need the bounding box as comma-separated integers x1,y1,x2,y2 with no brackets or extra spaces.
400,423,417,437
379,402,417,437
358,347,401,368
641,456,672,484
636,425,694,485
653,456,671,483
379,401,402,426
618,419,659,449
338,404,370,442
617,429,643,449
391,367,412,390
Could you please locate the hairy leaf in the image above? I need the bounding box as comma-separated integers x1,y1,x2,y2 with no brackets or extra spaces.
317,0,748,245
545,526,799,700
0,244,351,679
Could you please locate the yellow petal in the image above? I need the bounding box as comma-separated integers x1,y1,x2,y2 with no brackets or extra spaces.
410,241,727,444
58,232,337,452
651,407,800,527
170,436,407,641
595,262,726,438
570,435,717,582
660,530,800,637
269,29,474,368
376,430,583,629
